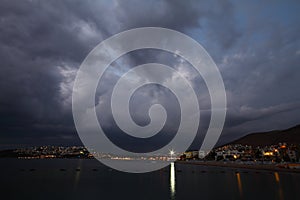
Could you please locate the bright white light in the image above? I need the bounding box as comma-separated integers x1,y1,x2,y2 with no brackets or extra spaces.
170,162,176,199
169,150,175,156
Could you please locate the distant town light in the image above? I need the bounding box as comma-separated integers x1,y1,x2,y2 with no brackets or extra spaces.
264,152,273,156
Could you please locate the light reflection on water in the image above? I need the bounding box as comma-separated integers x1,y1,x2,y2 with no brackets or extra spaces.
236,172,243,198
274,172,284,200
1,159,300,200
73,159,82,191
170,162,176,199
233,170,286,200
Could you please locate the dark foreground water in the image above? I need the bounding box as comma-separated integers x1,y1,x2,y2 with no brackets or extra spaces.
0,159,299,200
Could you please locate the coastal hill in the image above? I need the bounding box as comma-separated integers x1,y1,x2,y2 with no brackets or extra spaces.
230,124,300,146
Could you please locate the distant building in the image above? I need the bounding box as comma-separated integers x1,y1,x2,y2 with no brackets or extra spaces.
198,150,208,159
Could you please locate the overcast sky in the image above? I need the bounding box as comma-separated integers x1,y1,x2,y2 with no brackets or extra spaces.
0,0,299,150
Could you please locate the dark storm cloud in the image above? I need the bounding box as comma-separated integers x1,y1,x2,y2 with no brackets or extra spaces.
0,0,299,148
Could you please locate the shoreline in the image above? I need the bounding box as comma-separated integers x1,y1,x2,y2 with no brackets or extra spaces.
175,160,300,173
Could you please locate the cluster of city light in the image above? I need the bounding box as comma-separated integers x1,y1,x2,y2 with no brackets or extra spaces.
263,152,273,156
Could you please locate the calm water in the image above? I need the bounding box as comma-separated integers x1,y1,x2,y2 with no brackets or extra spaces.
0,159,299,200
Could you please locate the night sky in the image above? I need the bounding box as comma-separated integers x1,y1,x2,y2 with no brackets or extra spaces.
0,0,300,149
